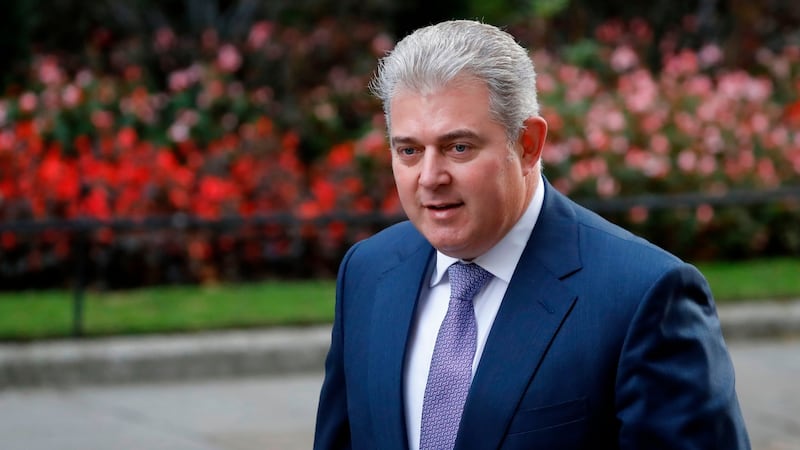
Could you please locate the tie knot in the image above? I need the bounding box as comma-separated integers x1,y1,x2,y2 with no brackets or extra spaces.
448,263,493,302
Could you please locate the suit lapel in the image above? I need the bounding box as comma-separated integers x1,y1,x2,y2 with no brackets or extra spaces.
367,240,434,450
457,182,583,450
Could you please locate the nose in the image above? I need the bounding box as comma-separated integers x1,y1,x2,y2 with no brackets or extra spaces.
418,149,450,189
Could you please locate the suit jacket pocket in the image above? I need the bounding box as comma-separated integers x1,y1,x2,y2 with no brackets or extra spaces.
507,396,587,435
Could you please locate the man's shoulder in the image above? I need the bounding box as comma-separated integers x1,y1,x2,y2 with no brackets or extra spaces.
551,190,683,269
345,220,431,266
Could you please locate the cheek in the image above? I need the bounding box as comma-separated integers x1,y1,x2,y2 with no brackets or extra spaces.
392,166,416,195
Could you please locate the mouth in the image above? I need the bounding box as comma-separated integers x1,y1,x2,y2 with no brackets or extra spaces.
424,202,464,211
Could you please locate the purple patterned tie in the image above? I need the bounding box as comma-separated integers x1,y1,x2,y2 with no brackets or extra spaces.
419,262,493,450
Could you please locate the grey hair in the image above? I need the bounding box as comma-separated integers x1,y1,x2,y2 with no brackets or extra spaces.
369,20,540,142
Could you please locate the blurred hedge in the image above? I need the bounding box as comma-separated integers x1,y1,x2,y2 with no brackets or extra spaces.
1,1,799,289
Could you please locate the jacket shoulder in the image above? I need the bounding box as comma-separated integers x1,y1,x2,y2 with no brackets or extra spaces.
341,220,431,273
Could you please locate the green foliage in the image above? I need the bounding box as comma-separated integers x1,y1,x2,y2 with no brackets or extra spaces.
0,280,337,340
560,39,604,69
0,259,798,340
531,0,571,19
696,258,800,302
466,0,570,24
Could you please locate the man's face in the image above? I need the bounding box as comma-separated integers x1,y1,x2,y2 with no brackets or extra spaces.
389,77,541,260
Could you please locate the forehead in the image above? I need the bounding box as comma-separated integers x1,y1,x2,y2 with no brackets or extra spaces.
388,78,497,139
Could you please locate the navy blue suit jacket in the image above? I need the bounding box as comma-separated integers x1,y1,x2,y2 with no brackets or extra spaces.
315,180,750,449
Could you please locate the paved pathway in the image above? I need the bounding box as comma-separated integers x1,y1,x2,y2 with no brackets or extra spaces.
731,338,800,450
0,339,797,450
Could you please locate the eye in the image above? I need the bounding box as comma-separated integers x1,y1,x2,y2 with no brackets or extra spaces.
453,143,469,153
394,146,422,161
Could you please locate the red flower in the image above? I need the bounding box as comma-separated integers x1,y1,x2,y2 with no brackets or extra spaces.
327,142,355,168
296,200,321,220
198,175,236,203
79,186,111,219
1,232,16,250
15,120,35,140
311,178,337,211
784,100,800,127
117,127,138,149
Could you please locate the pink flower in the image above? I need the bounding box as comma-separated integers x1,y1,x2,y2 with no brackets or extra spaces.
685,75,713,97
91,110,114,130
169,70,190,92
757,158,778,186
567,72,599,102
629,206,649,224
19,92,38,113
314,102,336,121
663,50,699,77
640,110,667,134
677,150,697,173
619,70,657,113
154,27,176,52
625,147,647,169
217,44,242,73
744,77,772,103
698,44,723,68
790,149,800,175
643,155,670,178
543,142,569,164
611,136,629,154
650,133,670,154
604,110,626,132
697,155,717,176
587,129,610,151
371,33,394,56
169,123,190,143
630,18,653,42
37,56,64,86
558,66,580,85
766,127,789,148
596,176,618,198
62,84,82,108
751,113,769,135
610,45,639,73
536,72,557,94
248,21,274,49
674,112,700,136
696,204,714,224
703,127,724,153
595,20,624,44
357,129,388,157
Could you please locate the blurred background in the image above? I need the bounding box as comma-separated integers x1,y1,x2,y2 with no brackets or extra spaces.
1,0,799,340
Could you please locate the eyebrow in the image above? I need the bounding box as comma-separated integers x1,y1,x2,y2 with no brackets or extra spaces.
390,129,485,148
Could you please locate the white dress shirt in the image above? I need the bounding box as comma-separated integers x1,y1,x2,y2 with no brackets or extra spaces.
403,175,545,450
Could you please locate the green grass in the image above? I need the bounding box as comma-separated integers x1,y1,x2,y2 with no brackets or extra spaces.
695,257,800,302
0,280,336,341
0,258,798,341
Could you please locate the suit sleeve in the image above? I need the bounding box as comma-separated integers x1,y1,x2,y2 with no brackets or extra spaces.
313,245,358,450
615,263,751,449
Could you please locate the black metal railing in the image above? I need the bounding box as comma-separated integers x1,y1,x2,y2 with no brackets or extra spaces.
2,185,800,336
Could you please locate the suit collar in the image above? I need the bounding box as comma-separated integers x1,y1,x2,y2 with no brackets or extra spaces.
457,180,583,449
367,233,434,450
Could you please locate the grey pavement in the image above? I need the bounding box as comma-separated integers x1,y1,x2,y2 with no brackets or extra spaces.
0,299,798,450
1,298,799,389
0,339,798,450
0,373,323,450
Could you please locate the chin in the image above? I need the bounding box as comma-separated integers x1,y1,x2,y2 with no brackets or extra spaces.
433,242,473,259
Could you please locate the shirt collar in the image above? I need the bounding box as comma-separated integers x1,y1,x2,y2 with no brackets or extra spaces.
430,174,546,287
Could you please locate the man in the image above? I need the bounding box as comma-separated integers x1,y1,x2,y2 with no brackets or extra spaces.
314,20,750,449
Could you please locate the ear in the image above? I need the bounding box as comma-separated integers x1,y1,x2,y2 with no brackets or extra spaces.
518,116,548,175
